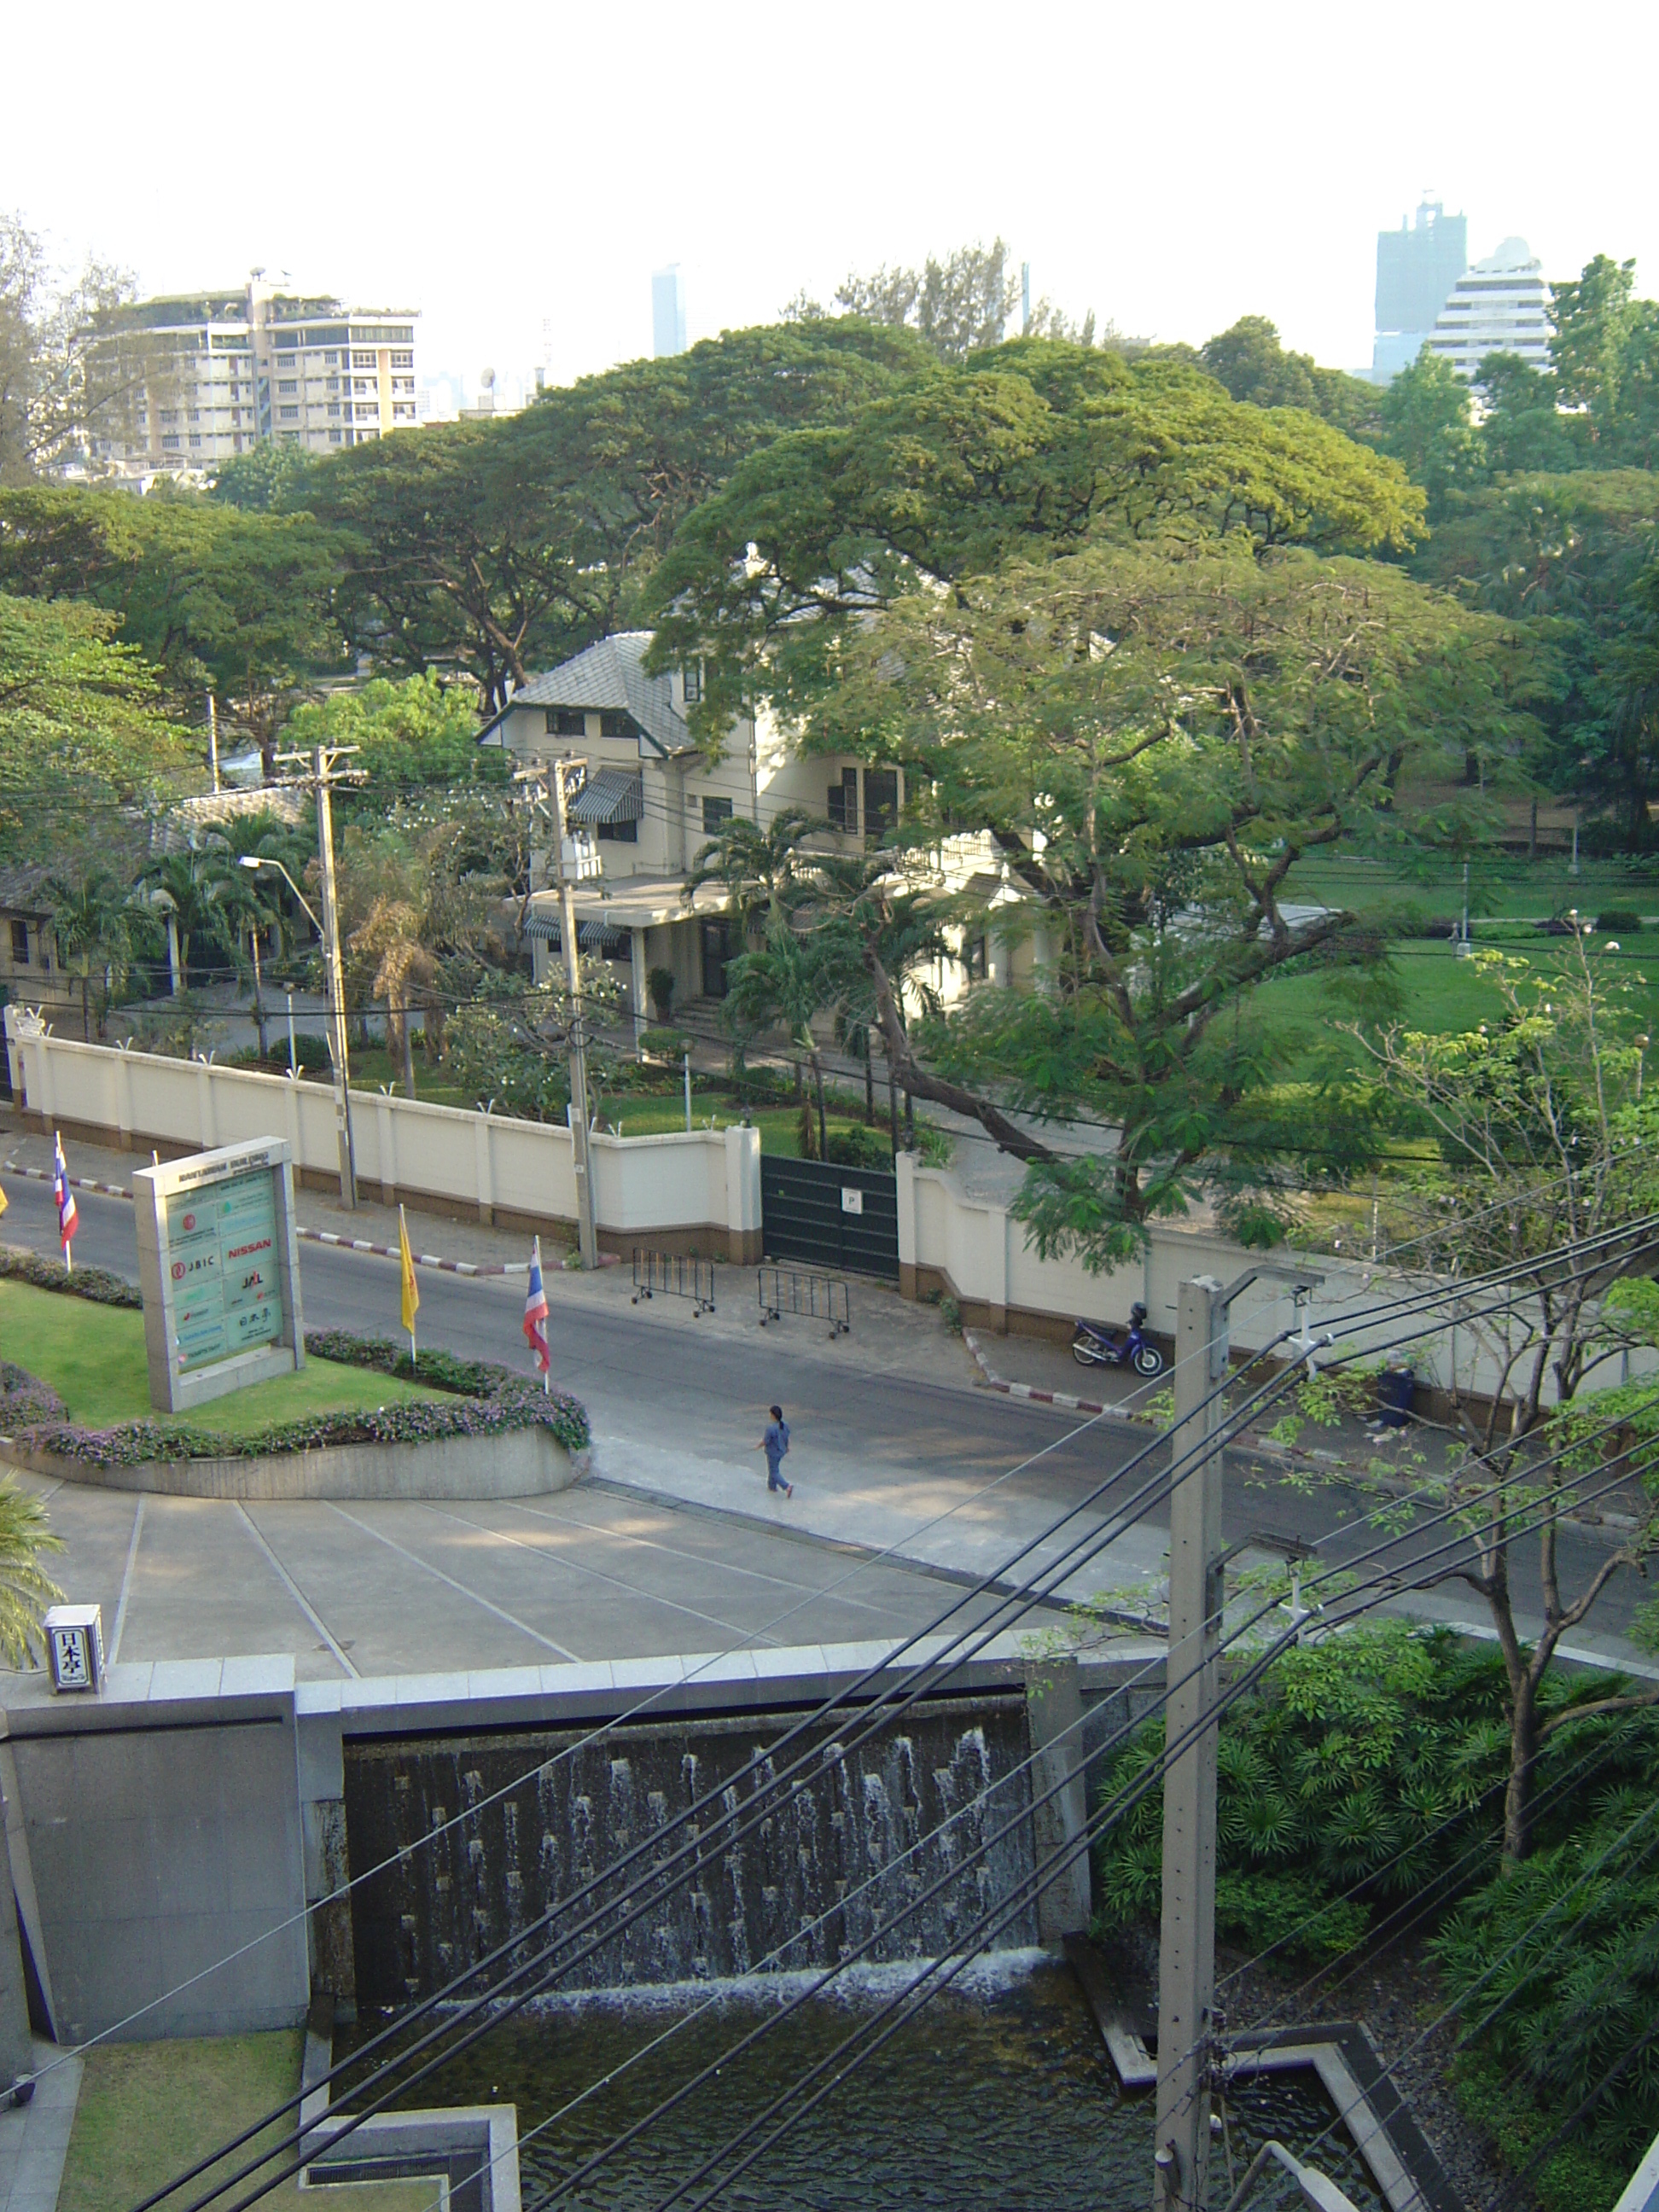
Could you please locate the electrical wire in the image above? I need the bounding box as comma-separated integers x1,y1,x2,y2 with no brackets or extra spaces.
165,1289,1659,2212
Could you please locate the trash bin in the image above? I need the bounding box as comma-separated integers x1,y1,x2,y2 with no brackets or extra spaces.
1376,1366,1416,1429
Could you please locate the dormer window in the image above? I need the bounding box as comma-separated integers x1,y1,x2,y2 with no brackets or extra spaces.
544,709,586,737
683,662,702,706
600,710,641,741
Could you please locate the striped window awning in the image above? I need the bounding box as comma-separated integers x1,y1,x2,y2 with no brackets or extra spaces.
569,769,643,825
524,912,627,952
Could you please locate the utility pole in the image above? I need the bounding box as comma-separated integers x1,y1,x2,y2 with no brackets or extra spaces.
207,692,221,795
549,759,598,1269
276,745,364,1210
1155,1273,1227,2212
1154,1266,1323,2212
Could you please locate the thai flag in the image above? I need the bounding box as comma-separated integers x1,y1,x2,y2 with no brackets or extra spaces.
52,1132,77,1264
523,1236,550,1381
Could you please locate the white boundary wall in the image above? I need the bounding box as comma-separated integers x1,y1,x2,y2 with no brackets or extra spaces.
4,1013,762,1261
895,1155,1656,1408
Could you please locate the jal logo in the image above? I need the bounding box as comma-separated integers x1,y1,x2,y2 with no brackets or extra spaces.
171,1261,184,1281
241,1271,264,1291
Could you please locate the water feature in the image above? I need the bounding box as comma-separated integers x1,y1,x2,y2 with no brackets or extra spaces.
346,1697,1039,2005
341,1954,1388,2210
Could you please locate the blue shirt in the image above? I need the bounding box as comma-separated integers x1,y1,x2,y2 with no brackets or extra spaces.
764,1420,787,1469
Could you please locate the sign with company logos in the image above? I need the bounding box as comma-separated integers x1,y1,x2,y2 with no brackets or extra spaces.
134,1138,305,1414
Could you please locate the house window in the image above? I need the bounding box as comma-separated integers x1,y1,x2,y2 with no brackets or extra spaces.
827,766,859,833
9,920,27,964
278,379,298,394
391,350,414,369
865,767,899,842
683,662,702,706
597,816,638,844
701,795,733,836
328,429,342,443
352,351,377,369
279,405,300,420
544,709,586,737
599,710,638,741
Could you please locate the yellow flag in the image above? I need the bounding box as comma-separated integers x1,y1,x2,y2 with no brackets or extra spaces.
399,1204,419,1348
0,1182,7,1217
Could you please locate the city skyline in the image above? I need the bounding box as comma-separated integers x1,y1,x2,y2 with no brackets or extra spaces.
3,1,1650,401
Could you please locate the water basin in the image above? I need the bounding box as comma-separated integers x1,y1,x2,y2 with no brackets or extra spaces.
344,1953,1386,2209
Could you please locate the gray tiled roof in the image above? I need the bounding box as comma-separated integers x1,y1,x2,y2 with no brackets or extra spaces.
502,632,690,759
0,864,53,915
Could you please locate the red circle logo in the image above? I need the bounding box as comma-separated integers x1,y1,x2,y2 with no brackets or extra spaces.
182,1212,196,1231
171,1261,184,1280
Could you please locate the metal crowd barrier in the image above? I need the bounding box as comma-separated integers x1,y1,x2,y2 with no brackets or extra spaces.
632,1250,717,1315
757,1266,851,1337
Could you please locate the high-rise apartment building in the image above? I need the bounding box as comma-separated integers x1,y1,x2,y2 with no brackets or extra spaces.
651,265,687,358
84,277,421,482
1427,239,1551,381
1372,198,1467,382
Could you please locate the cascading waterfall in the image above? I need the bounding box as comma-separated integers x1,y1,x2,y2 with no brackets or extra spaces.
346,1697,1037,2006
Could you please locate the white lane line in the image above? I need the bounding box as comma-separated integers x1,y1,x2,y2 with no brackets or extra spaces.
108,1495,145,1667
235,1505,360,1679
420,1501,786,1650
323,1503,581,1662
508,1493,917,1628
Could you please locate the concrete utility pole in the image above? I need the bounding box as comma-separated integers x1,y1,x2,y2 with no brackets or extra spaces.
274,745,364,1210
1155,1273,1228,2212
1155,1266,1324,2212
550,760,598,1270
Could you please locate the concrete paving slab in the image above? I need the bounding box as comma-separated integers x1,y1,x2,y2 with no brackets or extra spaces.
0,2040,80,2212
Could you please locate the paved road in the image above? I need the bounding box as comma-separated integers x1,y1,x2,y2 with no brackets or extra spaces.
0,1175,1647,1674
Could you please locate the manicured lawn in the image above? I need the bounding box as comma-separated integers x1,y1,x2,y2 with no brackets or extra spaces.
58,2030,430,2212
589,1087,896,1159
1283,852,1659,924
0,1280,451,1430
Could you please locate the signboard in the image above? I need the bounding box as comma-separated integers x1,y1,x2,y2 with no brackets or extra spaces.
166,1171,284,1372
133,1138,305,1414
841,1188,864,1215
44,1604,105,1694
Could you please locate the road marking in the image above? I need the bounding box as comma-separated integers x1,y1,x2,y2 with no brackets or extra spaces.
324,1503,582,1662
421,1500,787,1650
108,1495,145,1666
235,1504,360,1678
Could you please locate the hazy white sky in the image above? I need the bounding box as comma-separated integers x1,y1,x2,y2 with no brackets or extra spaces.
5,0,1652,395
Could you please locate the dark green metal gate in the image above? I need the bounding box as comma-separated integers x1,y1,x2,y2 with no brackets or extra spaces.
760,1156,899,1279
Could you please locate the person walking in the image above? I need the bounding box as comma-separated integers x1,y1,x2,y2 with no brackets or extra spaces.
757,1404,792,1497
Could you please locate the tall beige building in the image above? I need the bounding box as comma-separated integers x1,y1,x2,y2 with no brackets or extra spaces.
84,277,421,483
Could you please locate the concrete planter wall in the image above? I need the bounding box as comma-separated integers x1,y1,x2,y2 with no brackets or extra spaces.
11,1425,588,1502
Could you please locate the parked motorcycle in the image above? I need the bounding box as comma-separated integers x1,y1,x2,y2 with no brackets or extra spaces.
1072,1302,1165,1377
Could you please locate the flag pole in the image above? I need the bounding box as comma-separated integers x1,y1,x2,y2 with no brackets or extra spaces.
535,1235,549,1393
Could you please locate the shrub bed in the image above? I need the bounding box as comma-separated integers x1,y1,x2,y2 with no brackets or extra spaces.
0,1252,590,1464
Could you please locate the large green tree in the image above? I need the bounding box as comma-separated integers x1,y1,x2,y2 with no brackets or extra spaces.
0,591,189,851
0,483,347,773
311,320,934,710
1549,254,1659,469
649,338,1425,736
1412,470,1659,840
793,538,1536,1259
1378,345,1486,520
784,238,1022,363
1196,315,1382,441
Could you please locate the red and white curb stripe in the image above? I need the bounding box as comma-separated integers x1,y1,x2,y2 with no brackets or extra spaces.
962,1329,1150,1424
0,1158,615,1277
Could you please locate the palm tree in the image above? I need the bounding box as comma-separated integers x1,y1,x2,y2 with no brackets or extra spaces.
725,915,841,1160
208,859,282,1057
0,1478,64,1669
140,853,233,995
44,868,162,1040
683,806,831,939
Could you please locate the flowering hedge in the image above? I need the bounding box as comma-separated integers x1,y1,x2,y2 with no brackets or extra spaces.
0,1362,67,1430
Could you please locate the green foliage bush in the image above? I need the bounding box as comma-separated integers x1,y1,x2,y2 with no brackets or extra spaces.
639,1027,690,1060
824,1124,893,1169
1092,1623,1659,2209
1593,908,1644,933
647,965,676,1017
445,1005,572,1121
1092,1625,1511,1961
0,1248,141,1307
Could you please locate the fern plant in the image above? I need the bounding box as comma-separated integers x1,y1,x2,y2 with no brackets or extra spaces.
0,1476,64,1669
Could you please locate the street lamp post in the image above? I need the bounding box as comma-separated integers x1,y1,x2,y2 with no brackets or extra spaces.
240,853,358,1208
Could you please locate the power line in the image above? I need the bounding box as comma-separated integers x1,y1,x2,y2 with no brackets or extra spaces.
149,1251,1659,2212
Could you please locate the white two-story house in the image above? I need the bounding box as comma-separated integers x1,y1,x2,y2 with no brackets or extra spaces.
478,630,1049,1034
